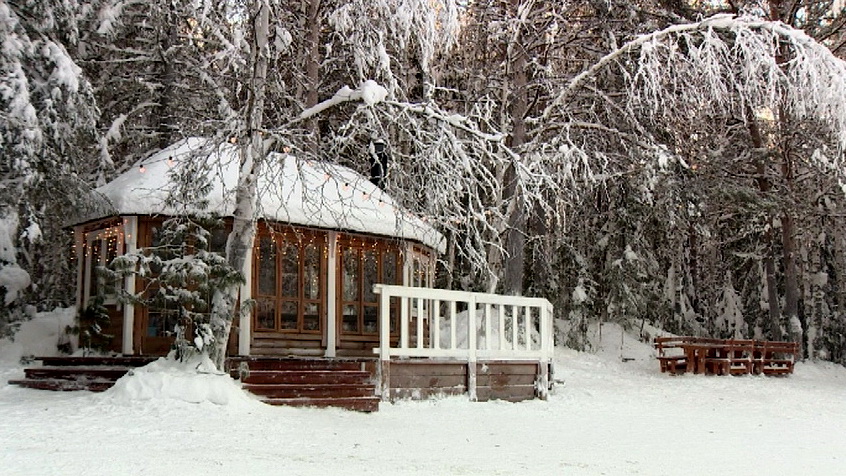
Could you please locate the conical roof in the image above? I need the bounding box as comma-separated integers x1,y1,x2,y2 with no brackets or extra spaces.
83,138,444,252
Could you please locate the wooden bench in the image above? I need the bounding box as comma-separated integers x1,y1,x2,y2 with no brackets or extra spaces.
654,337,687,375
657,355,688,374
754,341,799,376
725,339,755,375
654,337,798,376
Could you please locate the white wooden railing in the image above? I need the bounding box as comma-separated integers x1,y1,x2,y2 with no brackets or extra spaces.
373,284,554,400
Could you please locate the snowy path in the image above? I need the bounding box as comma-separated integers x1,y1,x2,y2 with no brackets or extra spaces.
2,333,845,475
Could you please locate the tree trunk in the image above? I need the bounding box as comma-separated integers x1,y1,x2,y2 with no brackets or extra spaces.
210,0,270,370
747,110,782,340
770,0,801,346
155,2,179,149
502,0,528,296
304,0,321,156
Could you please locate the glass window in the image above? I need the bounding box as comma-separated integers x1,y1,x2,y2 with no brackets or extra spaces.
384,250,398,285
209,227,228,254
253,231,325,334
363,250,378,302
256,299,276,330
343,248,359,301
364,305,378,334
281,244,299,298
342,304,359,332
257,237,276,296
87,239,102,299
280,301,297,329
304,303,320,331
147,311,178,337
303,244,320,300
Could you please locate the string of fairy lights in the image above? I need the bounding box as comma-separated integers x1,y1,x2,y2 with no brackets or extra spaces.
74,219,434,286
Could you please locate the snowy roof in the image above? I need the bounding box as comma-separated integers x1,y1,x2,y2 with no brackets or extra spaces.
83,138,444,252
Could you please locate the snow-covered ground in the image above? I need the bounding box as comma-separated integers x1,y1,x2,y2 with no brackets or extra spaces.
1,316,845,476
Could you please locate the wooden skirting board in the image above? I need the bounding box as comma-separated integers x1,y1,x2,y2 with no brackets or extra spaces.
382,360,542,403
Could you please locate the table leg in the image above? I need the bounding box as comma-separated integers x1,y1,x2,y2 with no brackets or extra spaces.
686,348,695,373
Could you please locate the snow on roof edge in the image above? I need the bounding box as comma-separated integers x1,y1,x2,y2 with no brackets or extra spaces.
76,138,446,253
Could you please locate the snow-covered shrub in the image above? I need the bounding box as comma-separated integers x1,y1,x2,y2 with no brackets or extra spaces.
107,215,243,362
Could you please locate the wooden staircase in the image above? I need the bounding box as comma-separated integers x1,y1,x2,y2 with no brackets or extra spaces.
8,356,157,392
9,356,380,412
227,357,380,412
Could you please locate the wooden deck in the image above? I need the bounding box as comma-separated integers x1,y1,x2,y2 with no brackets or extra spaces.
654,337,799,376
8,355,549,412
383,360,545,402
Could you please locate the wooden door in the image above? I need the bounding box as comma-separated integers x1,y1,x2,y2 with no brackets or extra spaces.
336,237,402,352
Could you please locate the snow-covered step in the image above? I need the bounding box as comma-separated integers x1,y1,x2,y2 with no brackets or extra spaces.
24,365,134,381
243,383,375,399
262,396,380,412
233,357,379,412
242,369,372,385
7,377,115,392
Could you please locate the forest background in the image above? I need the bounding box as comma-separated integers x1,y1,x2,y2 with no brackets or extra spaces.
3,0,846,364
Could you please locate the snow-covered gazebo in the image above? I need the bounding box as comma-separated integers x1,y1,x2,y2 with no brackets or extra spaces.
72,138,443,358
64,137,553,408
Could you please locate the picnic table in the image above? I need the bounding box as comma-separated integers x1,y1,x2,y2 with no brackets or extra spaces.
654,336,798,376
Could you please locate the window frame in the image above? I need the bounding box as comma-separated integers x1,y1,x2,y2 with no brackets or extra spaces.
337,235,403,337
252,227,326,335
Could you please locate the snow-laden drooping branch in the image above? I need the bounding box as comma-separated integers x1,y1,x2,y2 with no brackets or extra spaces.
545,14,846,157
385,100,506,143
299,80,389,119
630,15,846,154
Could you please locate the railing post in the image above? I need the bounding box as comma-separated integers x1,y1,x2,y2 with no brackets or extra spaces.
467,295,477,402
432,300,440,350
536,302,551,400
416,296,424,349
376,284,391,401
400,294,409,351
484,303,492,351
511,305,518,351
498,304,506,351
121,217,137,355
449,300,457,350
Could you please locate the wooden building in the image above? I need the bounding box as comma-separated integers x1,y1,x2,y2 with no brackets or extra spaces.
64,138,554,408
72,138,441,358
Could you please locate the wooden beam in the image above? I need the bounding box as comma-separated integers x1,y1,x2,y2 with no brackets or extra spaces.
238,237,254,356
121,216,138,355
325,231,337,357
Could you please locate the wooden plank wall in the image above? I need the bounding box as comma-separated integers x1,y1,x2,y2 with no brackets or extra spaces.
386,360,540,402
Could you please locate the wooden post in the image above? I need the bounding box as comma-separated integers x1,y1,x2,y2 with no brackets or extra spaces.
377,284,391,401
536,361,550,400
432,299,440,350
400,295,409,350
380,358,391,402
73,227,84,314
467,295,477,401
449,300,457,350
325,232,337,357
484,303,492,351
121,217,138,355
237,237,253,356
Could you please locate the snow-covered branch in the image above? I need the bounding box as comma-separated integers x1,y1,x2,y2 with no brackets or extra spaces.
299,80,388,119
